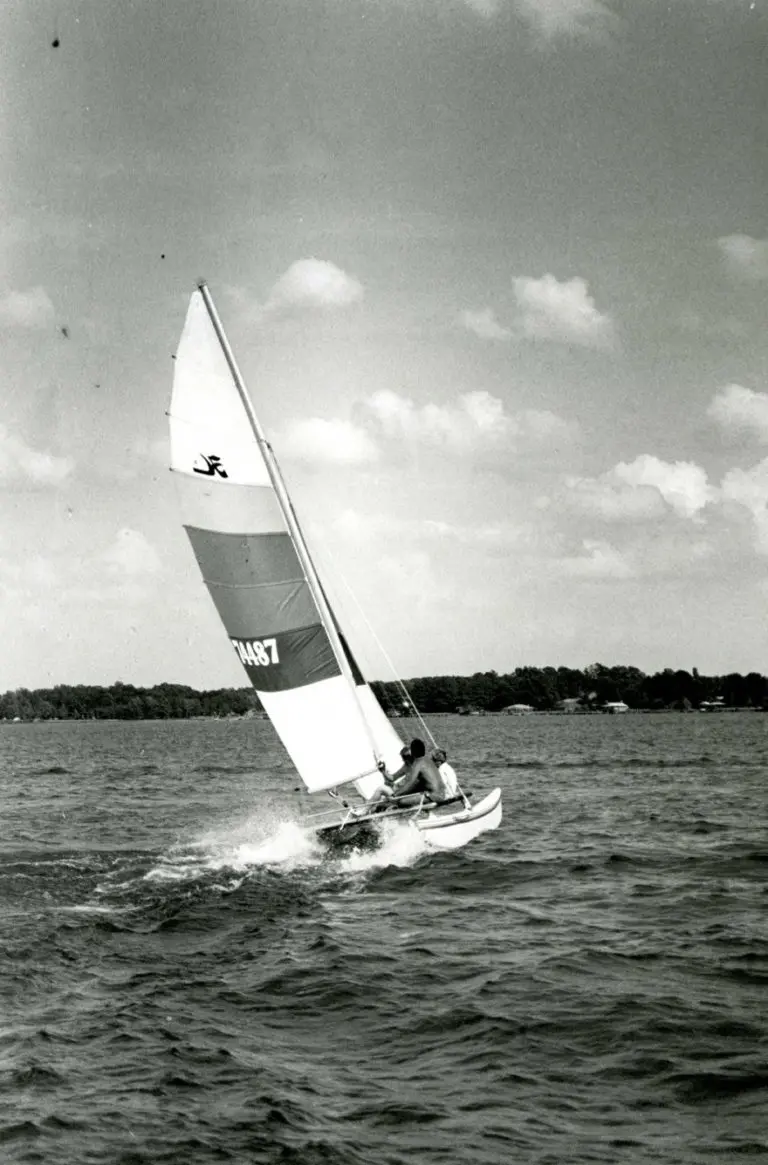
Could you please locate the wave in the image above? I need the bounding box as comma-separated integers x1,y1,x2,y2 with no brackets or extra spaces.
669,1068,768,1101
481,755,760,770
1,1064,64,1089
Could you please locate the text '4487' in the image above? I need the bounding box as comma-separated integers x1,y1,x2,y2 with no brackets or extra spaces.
231,638,279,667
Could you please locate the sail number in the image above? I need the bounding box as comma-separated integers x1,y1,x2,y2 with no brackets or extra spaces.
231,637,279,667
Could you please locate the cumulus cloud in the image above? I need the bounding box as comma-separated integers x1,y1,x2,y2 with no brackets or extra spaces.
512,273,614,347
0,286,55,328
459,307,512,341
708,384,768,443
103,529,161,577
280,418,379,465
281,390,577,468
364,389,507,450
263,258,363,314
560,539,633,578
565,474,665,521
566,456,715,523
614,455,714,521
0,425,74,487
512,0,619,43
717,234,768,282
720,459,768,555
363,388,578,453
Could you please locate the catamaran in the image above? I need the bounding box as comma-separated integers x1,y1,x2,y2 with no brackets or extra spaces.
168,281,502,851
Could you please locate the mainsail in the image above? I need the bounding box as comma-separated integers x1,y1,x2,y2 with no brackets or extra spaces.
169,284,404,796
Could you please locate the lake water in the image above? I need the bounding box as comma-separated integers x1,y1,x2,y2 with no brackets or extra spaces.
1,712,767,1164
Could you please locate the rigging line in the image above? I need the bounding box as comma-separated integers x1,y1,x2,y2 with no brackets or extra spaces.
311,537,438,750
314,545,471,806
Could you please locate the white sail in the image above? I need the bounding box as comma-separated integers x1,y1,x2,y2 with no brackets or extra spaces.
170,286,403,795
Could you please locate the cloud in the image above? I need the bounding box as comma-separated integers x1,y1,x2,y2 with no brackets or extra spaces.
511,0,619,43
720,459,768,555
614,455,715,521
0,286,55,328
565,474,665,521
282,390,577,468
512,273,614,347
333,508,534,554
559,539,633,578
566,456,715,523
103,529,162,577
364,389,506,449
708,384,768,443
263,258,363,314
459,307,512,341
363,388,578,454
280,418,379,465
717,234,768,282
0,425,74,487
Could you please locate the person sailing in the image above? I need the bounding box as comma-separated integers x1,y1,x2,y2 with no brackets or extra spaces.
388,744,413,783
431,747,459,798
360,746,412,812
387,738,448,804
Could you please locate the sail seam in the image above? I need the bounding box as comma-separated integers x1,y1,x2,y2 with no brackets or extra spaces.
230,619,326,636
202,578,305,590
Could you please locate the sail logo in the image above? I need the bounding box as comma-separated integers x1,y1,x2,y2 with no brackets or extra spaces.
193,454,228,478
231,637,279,667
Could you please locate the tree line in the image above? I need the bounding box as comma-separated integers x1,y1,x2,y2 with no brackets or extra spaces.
1,665,766,721
0,682,261,722
371,663,768,714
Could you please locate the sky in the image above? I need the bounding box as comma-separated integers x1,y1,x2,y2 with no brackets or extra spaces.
1,0,767,692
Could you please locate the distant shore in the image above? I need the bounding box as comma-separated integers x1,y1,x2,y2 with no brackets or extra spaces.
1,665,766,722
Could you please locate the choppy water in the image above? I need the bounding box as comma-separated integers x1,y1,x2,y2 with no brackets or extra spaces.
1,713,767,1164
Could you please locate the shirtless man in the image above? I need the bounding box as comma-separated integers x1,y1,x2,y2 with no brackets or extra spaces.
388,738,447,803
359,746,412,812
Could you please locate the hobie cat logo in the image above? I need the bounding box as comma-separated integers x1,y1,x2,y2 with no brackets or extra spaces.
193,454,228,478
231,638,279,667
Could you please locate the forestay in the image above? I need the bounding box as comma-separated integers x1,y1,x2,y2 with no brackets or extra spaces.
169,287,403,795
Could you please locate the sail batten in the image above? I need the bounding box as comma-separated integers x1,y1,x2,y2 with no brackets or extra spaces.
170,285,402,794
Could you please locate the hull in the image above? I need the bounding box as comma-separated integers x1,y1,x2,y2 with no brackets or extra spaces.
314,787,502,853
415,787,502,850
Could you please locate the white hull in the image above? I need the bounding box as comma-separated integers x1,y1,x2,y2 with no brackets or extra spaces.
414,787,502,850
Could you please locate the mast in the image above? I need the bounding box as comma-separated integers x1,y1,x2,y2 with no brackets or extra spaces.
196,280,381,768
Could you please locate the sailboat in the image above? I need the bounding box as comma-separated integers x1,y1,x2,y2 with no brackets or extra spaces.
168,281,502,851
